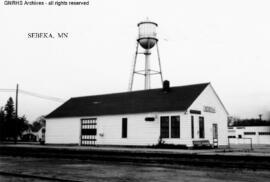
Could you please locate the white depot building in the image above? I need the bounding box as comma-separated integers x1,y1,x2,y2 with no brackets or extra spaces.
45,82,229,148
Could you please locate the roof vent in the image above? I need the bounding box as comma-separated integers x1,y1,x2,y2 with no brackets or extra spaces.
163,80,170,92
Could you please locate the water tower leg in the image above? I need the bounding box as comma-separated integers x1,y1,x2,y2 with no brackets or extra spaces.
144,49,151,89
128,42,139,91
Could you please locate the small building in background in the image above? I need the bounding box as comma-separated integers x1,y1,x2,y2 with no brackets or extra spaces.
45,82,228,148
21,126,45,142
228,126,270,145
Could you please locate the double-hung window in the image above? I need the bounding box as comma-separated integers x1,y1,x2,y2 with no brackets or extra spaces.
160,116,180,138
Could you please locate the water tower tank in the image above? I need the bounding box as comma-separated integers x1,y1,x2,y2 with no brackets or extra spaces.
137,21,158,49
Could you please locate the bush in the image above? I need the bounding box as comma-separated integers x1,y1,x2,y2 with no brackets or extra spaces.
151,136,188,149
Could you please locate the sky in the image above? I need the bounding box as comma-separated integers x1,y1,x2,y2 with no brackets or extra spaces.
0,0,270,121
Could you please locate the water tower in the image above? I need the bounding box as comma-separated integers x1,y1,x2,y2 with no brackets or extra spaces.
128,19,163,91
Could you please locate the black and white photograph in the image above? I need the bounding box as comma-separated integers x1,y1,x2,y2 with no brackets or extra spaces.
0,0,270,181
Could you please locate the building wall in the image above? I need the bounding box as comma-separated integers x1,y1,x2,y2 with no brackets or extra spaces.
46,118,80,144
46,111,190,146
96,112,161,146
228,126,270,144
96,111,199,147
187,84,229,146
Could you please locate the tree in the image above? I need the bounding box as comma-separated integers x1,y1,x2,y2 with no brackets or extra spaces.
4,97,17,142
0,98,29,142
31,121,42,132
4,97,29,143
232,118,270,126
0,107,5,140
31,116,45,132
16,116,29,137
5,97,15,120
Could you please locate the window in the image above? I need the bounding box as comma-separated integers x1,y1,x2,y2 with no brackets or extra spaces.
199,117,205,138
160,116,180,138
244,132,256,135
171,116,180,138
160,116,169,138
122,118,127,138
259,132,270,135
145,117,155,121
191,116,194,139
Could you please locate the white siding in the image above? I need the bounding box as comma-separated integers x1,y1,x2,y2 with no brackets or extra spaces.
96,111,186,146
96,113,159,146
46,118,80,144
188,84,229,146
46,111,191,146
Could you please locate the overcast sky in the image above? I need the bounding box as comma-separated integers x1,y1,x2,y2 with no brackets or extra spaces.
0,0,270,121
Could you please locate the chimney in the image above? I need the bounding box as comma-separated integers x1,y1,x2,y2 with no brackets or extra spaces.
163,80,170,92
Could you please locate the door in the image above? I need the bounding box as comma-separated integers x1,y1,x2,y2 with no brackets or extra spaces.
212,123,218,147
81,118,97,146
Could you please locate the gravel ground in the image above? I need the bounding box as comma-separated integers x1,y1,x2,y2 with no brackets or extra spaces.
1,156,270,182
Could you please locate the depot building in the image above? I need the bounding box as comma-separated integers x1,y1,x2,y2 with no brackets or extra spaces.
45,82,229,148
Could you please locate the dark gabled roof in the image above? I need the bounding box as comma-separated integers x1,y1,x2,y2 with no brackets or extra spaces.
46,83,209,118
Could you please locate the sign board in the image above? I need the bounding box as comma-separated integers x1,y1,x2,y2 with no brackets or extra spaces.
203,106,216,113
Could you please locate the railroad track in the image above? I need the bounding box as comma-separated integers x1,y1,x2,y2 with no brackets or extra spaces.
1,146,270,170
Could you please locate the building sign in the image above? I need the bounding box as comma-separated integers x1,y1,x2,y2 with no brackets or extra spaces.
203,106,216,113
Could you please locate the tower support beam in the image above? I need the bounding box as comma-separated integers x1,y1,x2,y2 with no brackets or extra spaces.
144,49,151,90
129,42,163,91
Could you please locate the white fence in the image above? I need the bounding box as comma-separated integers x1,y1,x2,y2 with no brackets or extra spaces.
228,138,253,150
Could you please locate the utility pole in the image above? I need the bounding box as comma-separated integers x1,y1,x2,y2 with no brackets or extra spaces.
15,84,18,118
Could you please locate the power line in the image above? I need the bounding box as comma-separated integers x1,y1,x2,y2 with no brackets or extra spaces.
0,89,16,92
20,89,65,103
0,88,65,103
